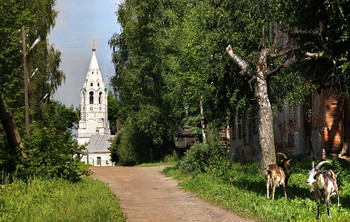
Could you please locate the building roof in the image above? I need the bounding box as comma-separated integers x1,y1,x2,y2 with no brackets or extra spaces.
175,129,198,149
86,135,113,153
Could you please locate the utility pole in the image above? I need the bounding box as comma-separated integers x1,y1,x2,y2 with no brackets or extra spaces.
22,26,30,138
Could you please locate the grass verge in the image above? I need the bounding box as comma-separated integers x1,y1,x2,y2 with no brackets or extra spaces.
138,161,177,167
0,176,126,222
163,159,350,221
138,151,178,167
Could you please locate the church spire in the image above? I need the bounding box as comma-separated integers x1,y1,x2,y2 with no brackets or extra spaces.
88,45,99,73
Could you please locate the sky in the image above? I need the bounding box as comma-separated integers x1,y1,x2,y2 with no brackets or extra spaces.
49,0,121,107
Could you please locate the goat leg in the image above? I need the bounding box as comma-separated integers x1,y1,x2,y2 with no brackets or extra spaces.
326,200,331,219
316,202,321,219
337,194,340,205
272,184,276,200
283,183,287,199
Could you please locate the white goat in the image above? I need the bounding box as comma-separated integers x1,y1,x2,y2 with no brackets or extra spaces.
306,161,339,219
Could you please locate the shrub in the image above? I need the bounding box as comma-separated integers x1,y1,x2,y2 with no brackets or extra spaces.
179,142,211,173
179,126,230,176
14,123,84,182
108,131,123,164
116,117,138,166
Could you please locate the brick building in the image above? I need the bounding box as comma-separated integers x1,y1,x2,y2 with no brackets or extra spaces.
311,88,350,159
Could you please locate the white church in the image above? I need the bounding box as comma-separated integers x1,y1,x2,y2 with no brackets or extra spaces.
77,46,113,166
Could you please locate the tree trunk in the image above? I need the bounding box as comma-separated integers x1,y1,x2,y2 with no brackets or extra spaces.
0,92,25,156
255,66,276,171
200,96,206,143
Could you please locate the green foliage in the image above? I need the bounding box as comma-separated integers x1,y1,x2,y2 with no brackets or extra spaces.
165,158,350,221
288,0,350,93
108,131,122,164
15,122,83,182
108,91,119,135
40,100,78,134
111,104,172,165
0,0,64,121
179,142,211,173
163,150,178,163
115,118,137,166
1,0,69,182
0,177,126,221
269,69,315,112
179,127,230,176
0,100,81,182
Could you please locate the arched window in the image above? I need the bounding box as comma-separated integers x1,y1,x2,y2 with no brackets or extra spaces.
89,92,94,104
91,83,93,87
99,92,102,104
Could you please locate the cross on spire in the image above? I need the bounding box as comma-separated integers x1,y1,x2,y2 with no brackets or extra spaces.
92,40,96,51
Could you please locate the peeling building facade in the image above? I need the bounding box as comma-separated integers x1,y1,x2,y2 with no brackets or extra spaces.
228,88,350,160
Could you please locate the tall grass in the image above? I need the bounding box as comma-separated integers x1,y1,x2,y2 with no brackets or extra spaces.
0,177,125,222
163,158,350,221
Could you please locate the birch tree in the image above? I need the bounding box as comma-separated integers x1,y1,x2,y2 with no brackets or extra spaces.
224,1,297,170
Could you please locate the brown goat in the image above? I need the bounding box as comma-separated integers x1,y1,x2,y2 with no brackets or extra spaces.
306,161,339,219
265,152,292,200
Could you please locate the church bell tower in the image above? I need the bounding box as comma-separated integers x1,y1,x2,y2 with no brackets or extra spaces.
78,46,110,145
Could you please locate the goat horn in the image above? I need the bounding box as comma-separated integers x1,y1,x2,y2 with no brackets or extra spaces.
277,152,287,159
315,161,332,170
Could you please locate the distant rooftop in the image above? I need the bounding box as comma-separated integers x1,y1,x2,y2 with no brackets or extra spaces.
86,135,113,153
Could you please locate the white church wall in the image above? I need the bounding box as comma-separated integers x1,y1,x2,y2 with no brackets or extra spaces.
80,153,112,166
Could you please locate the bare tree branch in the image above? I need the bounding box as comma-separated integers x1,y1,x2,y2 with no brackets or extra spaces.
226,45,250,75
305,51,332,60
265,63,284,77
248,75,257,90
270,44,298,58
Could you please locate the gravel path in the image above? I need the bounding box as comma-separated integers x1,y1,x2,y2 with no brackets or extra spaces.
91,165,254,222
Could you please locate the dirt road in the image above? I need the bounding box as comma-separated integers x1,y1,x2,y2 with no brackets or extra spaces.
91,166,254,222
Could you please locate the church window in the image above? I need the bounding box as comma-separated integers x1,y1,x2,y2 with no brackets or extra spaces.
98,83,100,87
89,92,94,104
91,83,93,87
92,72,94,74
99,92,102,104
